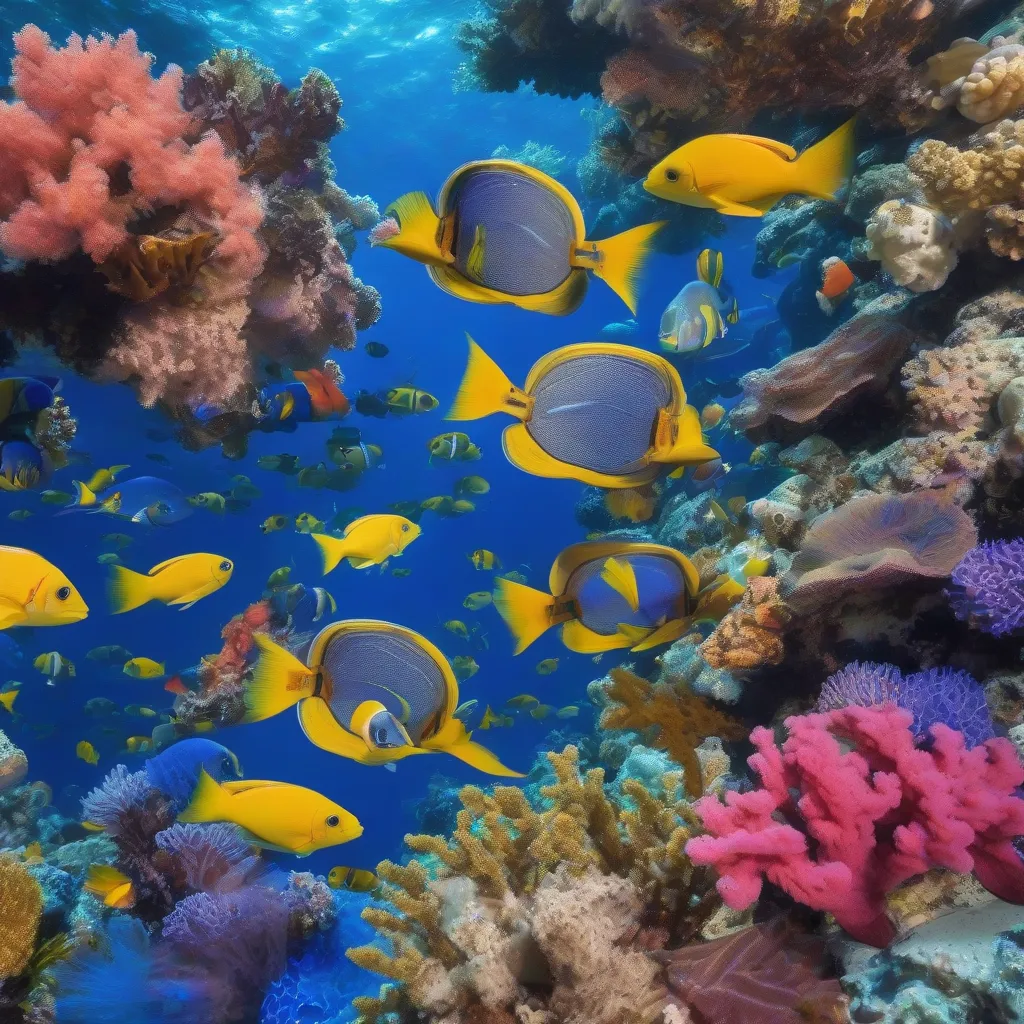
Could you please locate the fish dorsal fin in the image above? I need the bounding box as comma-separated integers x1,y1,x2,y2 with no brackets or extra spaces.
600,557,640,612
147,554,189,575
220,779,289,794
717,134,797,160
696,248,723,288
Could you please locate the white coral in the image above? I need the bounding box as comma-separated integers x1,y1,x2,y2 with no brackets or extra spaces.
0,730,27,793
865,200,958,292
958,44,1024,122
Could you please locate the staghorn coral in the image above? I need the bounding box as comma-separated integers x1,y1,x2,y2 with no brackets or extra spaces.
599,669,746,797
347,745,717,1022
779,489,977,613
864,199,958,292
731,293,916,442
948,538,1024,635
686,705,1024,947
699,577,790,673
0,856,42,979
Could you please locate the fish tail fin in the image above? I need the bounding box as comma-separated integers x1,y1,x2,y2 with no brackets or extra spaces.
177,768,229,824
107,565,152,614
651,405,721,466
71,480,97,507
311,533,351,575
794,118,856,202
447,335,529,422
588,221,665,314
84,865,134,908
697,248,723,288
243,633,317,723
493,578,557,655
428,718,524,777
376,192,445,264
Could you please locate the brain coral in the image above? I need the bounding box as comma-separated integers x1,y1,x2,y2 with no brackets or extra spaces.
0,855,42,978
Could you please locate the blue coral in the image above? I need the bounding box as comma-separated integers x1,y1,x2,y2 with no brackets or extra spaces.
948,539,1024,637
818,661,995,748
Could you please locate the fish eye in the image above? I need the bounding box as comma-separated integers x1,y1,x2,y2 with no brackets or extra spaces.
219,560,232,572
373,726,389,744
326,814,340,828
665,169,680,182
401,523,410,532
56,586,71,601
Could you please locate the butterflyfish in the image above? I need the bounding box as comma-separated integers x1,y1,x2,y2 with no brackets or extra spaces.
0,547,88,629
446,336,718,489
328,866,379,891
76,740,99,765
85,865,135,908
386,388,439,415
377,159,664,315
108,553,234,613
179,769,362,856
659,249,739,354
311,514,421,575
644,119,856,218
493,540,742,655
240,619,522,776
428,432,481,461
469,549,500,570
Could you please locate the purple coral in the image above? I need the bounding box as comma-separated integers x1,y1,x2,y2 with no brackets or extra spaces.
948,539,1024,636
155,823,257,892
817,661,995,749
81,766,154,835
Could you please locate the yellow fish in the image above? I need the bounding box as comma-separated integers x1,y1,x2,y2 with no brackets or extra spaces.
327,866,379,892
260,515,291,534
469,549,500,571
179,769,363,856
452,500,475,515
0,547,89,630
125,736,154,753
188,492,226,513
83,465,130,494
0,690,17,714
444,620,469,639
556,705,580,719
35,651,75,682
76,740,99,765
312,514,421,575
109,553,234,613
124,657,165,679
535,658,559,675
378,160,664,315
643,119,856,218
421,496,455,516
478,705,506,730
505,694,539,708
529,704,553,719
428,432,481,461
84,865,134,908
450,655,479,682
700,403,726,429
463,591,492,611
386,387,439,415
22,842,43,864
242,621,521,776
604,487,657,523
455,475,490,495
294,512,326,534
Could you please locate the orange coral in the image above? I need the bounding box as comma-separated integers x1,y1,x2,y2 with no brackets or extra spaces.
700,577,789,672
98,231,216,301
600,668,745,797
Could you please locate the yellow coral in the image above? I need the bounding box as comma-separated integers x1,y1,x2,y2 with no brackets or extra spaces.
959,51,1024,123
0,856,43,979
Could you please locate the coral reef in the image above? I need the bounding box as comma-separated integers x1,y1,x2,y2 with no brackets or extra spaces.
865,200,958,292
687,705,1024,947
948,538,1024,635
0,729,27,793
0,857,42,979
0,28,380,422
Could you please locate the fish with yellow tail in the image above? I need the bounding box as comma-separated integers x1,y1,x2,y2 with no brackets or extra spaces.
0,547,88,630
240,620,522,777
428,432,481,461
108,553,234,613
0,690,17,714
493,540,744,656
328,866,379,892
377,160,664,315
446,336,718,489
644,119,856,218
311,514,421,575
659,249,740,354
82,465,130,494
178,769,362,856
85,865,134,908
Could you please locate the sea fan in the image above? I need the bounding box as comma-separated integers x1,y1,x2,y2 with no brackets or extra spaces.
155,823,258,892
81,766,154,835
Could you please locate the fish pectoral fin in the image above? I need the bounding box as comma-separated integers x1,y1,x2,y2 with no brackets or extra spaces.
220,779,290,794
705,194,767,218
169,586,212,608
347,557,377,569
0,600,28,630
628,618,689,652
716,134,797,160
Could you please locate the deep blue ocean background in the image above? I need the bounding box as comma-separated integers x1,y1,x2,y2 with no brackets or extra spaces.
0,0,780,876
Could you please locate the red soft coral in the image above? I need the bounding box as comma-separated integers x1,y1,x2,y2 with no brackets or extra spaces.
686,705,1024,946
0,25,263,288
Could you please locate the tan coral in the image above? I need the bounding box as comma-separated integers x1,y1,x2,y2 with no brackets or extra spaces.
0,856,42,979
699,577,790,671
958,48,1024,123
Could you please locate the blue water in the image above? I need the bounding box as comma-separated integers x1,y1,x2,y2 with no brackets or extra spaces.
0,0,784,886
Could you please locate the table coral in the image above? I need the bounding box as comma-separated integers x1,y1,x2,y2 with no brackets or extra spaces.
686,705,1024,947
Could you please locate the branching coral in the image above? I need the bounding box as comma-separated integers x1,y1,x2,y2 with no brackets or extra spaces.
0,856,42,979
599,669,745,797
347,745,716,1022
949,538,1024,635
686,705,1024,947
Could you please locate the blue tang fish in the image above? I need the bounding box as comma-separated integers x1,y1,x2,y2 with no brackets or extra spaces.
145,738,243,809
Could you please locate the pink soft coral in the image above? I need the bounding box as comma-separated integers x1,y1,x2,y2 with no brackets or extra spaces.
0,25,264,287
686,705,1024,946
